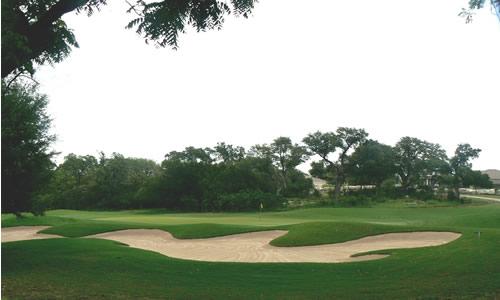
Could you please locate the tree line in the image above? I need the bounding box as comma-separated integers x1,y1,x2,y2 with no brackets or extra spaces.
33,131,493,214
2,82,493,216
33,139,313,213
308,133,492,200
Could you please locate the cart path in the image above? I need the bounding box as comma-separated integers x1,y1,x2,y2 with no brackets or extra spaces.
461,195,500,202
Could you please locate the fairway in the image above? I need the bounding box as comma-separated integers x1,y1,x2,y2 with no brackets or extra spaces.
3,0,499,298
2,201,500,299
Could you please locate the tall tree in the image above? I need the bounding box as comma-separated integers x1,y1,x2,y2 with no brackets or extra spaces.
332,127,368,198
59,154,98,186
166,146,214,164
347,140,397,188
41,153,98,209
269,137,309,193
303,128,368,200
394,137,447,191
213,142,246,163
1,0,258,77
449,144,481,200
1,81,56,216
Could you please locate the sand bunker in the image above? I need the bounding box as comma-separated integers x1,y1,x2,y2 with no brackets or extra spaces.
1,226,62,243
88,230,461,263
2,226,461,263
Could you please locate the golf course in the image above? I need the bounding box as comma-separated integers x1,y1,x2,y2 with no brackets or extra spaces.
2,199,500,299
2,0,500,298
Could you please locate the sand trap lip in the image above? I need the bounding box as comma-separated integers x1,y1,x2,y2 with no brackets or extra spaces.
88,230,461,263
1,226,62,243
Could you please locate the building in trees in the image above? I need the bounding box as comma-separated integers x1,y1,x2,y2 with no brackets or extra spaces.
481,169,500,187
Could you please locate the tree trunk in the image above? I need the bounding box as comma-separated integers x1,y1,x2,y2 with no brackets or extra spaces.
455,186,461,202
281,169,287,192
334,174,342,201
401,175,412,195
455,174,463,202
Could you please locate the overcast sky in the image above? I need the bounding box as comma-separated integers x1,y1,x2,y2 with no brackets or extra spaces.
36,0,500,172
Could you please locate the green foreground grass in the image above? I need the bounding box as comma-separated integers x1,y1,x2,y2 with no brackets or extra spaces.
2,201,500,299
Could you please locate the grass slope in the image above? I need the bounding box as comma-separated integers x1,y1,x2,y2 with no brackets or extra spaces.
2,201,500,299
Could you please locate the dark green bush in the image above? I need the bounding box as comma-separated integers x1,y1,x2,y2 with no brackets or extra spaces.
217,191,284,211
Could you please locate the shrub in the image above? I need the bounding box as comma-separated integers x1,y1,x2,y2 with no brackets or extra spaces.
379,178,398,197
337,194,373,207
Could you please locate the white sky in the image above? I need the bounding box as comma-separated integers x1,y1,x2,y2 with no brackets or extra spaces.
36,0,500,172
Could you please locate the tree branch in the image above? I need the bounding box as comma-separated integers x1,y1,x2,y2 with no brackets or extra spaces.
125,0,144,16
36,0,90,27
5,71,24,90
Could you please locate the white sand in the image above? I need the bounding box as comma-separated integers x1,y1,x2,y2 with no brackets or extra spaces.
2,225,460,263
88,230,461,263
1,226,62,243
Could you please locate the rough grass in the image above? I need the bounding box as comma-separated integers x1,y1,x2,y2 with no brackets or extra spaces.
1,215,77,227
2,201,500,299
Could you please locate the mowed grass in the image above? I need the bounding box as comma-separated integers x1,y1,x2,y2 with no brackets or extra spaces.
2,201,500,299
